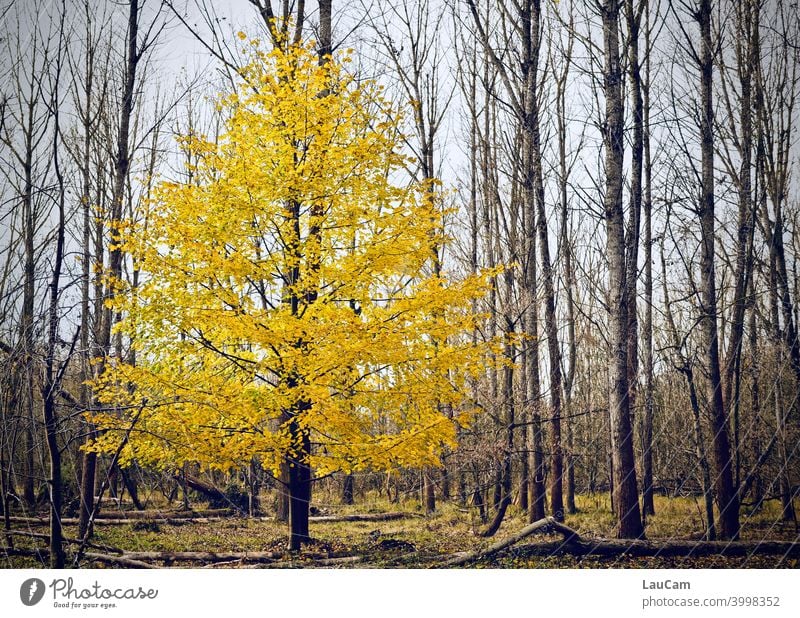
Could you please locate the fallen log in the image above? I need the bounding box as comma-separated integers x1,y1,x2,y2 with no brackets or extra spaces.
93,508,233,520
178,475,247,513
7,511,420,527
8,516,48,525
2,547,48,565
201,559,244,568
121,550,283,564
256,555,364,568
511,538,800,559
445,517,581,567
475,495,511,537
308,512,421,523
3,530,123,554
82,552,162,569
2,547,159,569
7,516,230,526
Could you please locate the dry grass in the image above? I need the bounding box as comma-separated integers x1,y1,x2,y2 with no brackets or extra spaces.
3,492,798,568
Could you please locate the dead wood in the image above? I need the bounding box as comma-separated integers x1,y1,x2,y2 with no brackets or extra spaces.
82,552,162,568
2,547,159,568
121,550,282,564
308,512,421,523
511,538,800,559
3,530,123,554
7,510,419,527
446,517,581,566
255,555,364,568
93,508,234,519
475,495,511,537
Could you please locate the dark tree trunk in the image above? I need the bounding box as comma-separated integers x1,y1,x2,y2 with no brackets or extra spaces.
531,70,564,527
640,1,655,518
342,474,354,505
722,0,758,491
82,0,140,540
623,0,644,477
518,0,546,526
423,469,436,515
21,103,36,513
526,245,546,522
774,362,796,522
286,415,311,551
601,0,643,539
276,463,289,521
120,468,143,511
43,47,67,566
696,0,740,541
441,458,451,501
685,366,717,541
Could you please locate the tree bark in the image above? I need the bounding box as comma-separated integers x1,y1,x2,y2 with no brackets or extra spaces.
623,0,644,469
341,474,354,505
601,0,644,539
696,0,740,541
82,0,141,540
526,0,564,522
640,0,655,518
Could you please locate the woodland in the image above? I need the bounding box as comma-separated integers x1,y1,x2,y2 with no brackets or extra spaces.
0,0,799,570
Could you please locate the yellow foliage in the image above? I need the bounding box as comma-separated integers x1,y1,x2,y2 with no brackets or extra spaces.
89,41,495,479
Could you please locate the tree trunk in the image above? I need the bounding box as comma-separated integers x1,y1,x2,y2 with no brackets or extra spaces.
42,53,67,566
640,0,655,518
519,0,546,526
602,0,643,539
774,351,796,522
623,0,644,481
21,107,36,513
276,463,289,522
82,0,141,540
686,369,717,541
520,0,564,523
341,474,354,505
286,416,311,551
423,469,436,515
526,255,546,522
722,0,758,492
696,0,740,541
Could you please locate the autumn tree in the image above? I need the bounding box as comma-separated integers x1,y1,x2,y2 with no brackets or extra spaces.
89,40,491,551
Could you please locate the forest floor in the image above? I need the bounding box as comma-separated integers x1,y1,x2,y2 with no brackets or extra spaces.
3,494,798,568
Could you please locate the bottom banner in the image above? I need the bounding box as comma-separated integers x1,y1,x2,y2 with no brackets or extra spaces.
1,569,796,617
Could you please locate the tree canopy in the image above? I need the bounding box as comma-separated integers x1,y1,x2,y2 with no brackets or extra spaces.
89,40,494,482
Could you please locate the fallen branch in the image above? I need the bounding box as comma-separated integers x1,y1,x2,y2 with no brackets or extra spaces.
2,547,48,565
308,512,421,523
2,547,159,569
93,508,234,520
256,555,364,568
475,496,511,537
8,516,229,526
82,552,162,569
445,517,581,566
8,516,49,526
3,530,123,554
201,559,244,568
121,550,282,564
511,538,800,559
7,511,419,526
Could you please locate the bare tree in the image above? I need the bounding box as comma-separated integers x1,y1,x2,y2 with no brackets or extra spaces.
600,0,644,539
694,0,740,540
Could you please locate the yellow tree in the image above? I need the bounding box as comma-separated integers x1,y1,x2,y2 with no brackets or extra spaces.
90,40,492,550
